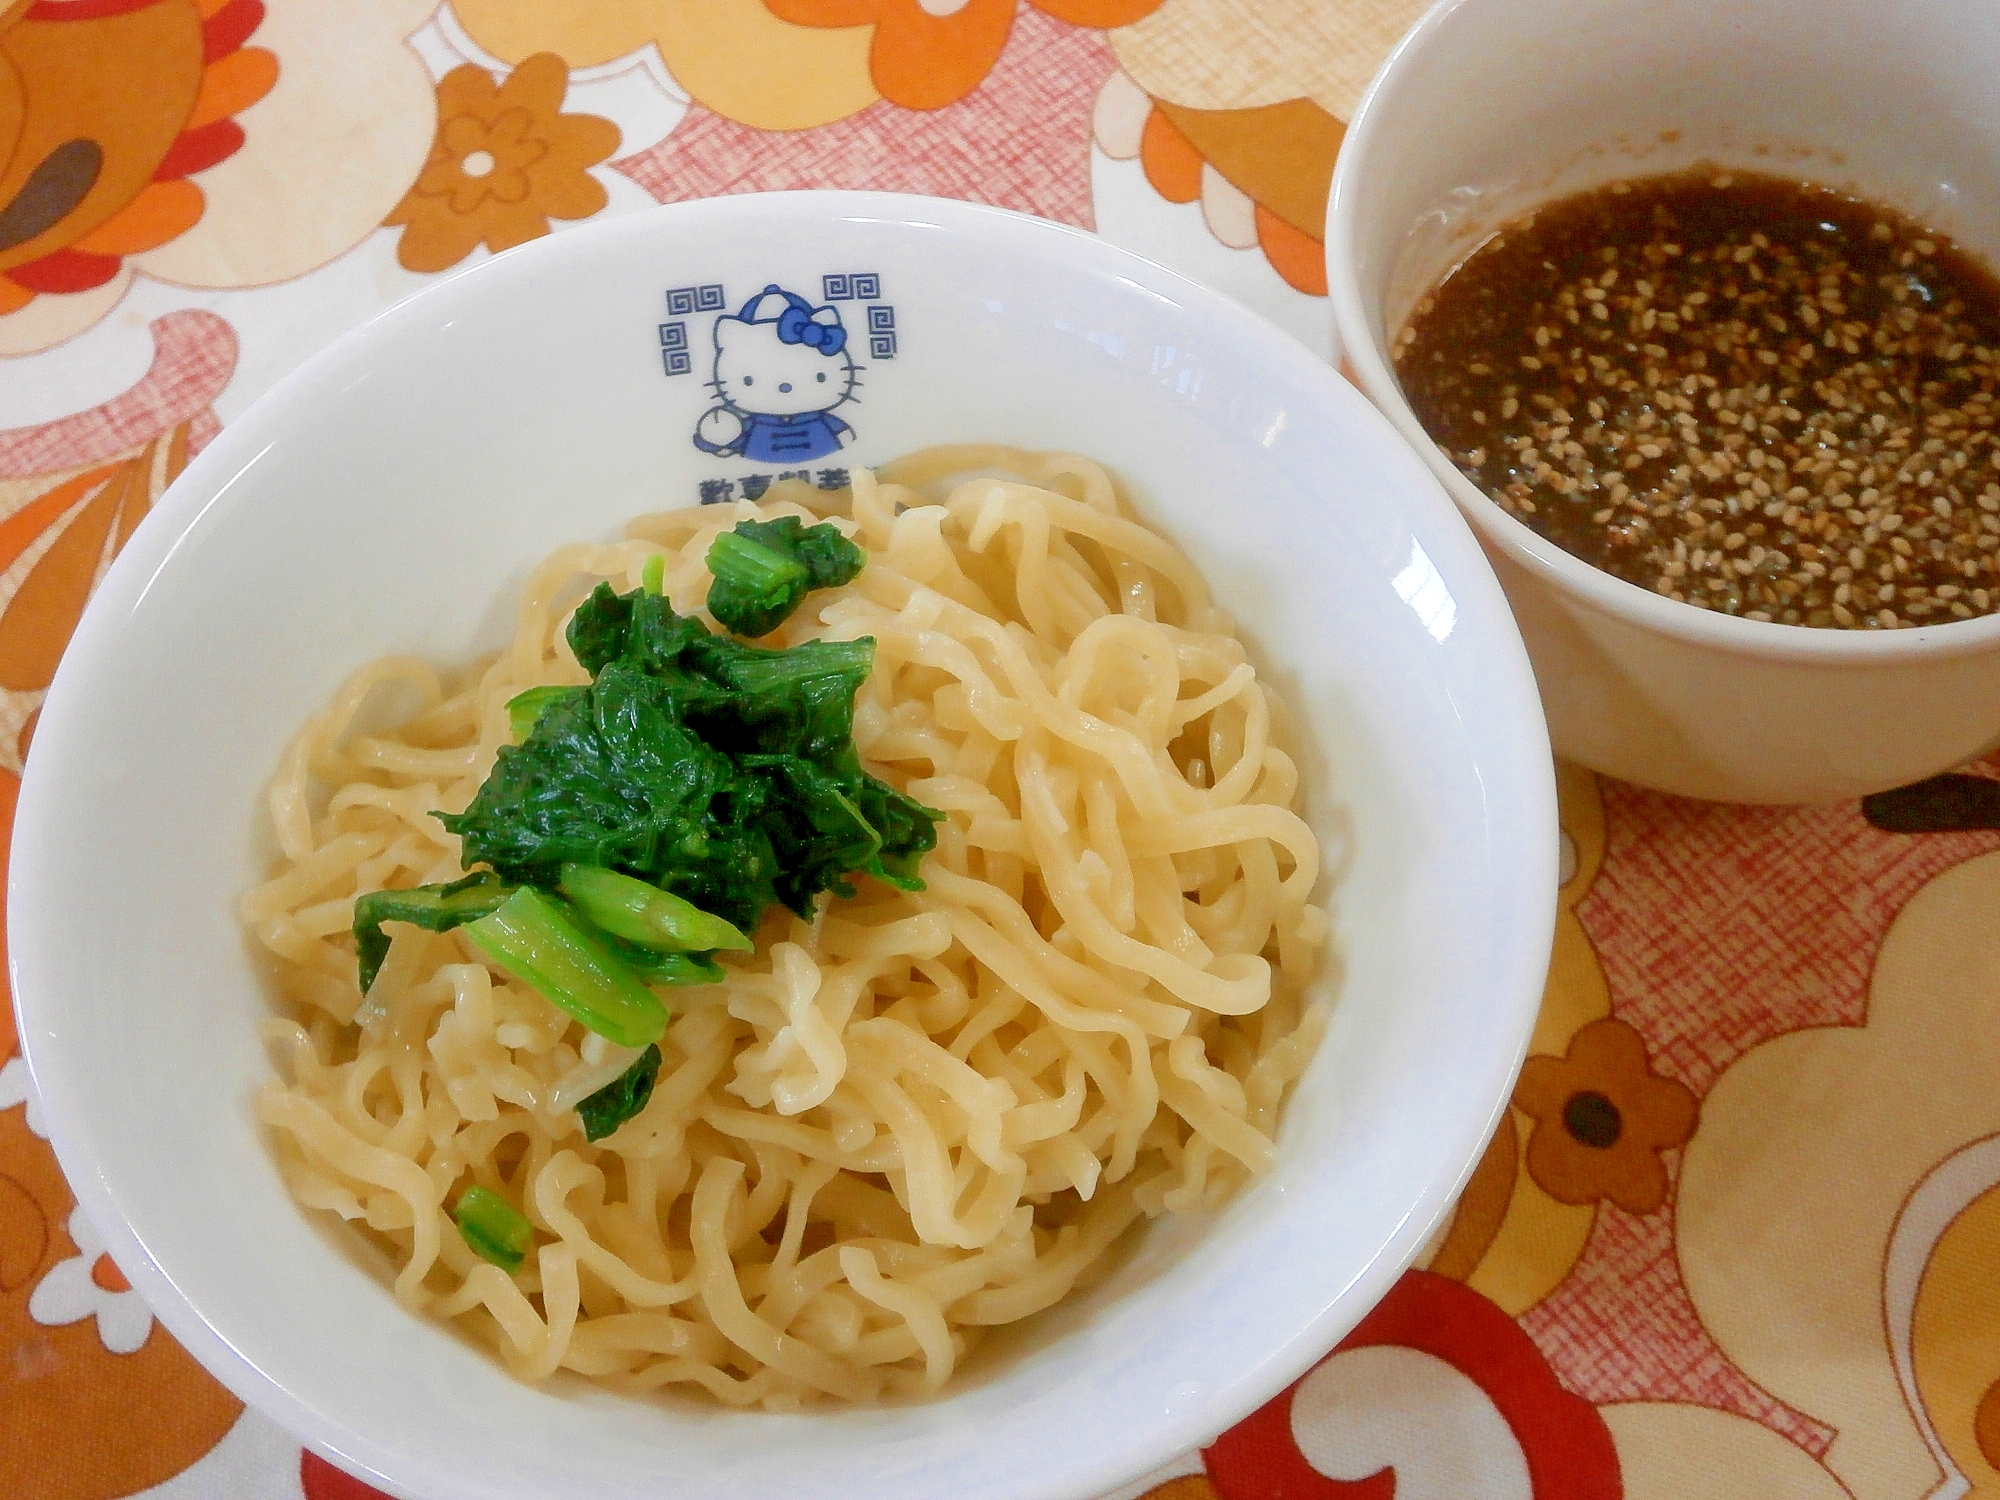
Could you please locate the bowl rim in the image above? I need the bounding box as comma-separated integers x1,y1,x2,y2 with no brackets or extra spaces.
1325,0,2000,667
11,189,1558,1500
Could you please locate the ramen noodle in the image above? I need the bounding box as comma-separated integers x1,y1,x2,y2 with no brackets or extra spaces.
244,447,1329,1406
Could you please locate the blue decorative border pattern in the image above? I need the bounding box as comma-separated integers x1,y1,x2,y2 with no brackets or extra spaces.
666,284,726,316
866,303,896,359
660,285,725,375
821,273,882,302
659,320,690,376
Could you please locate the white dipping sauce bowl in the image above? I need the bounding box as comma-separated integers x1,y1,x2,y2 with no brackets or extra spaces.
1329,0,2000,805
10,195,1554,1500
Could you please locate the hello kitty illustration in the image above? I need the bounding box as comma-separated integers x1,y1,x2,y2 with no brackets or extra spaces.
693,285,861,463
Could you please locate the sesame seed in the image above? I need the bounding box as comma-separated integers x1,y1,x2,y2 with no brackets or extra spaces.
1395,165,2000,628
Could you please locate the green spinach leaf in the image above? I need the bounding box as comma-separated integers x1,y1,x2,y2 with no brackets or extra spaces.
576,1043,664,1142
705,517,866,638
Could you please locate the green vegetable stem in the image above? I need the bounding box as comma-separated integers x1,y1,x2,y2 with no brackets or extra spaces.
453,1185,534,1273
705,516,866,638
463,888,668,1049
604,944,726,986
557,863,752,953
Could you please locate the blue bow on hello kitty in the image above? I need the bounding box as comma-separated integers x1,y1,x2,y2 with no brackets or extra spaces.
776,301,848,356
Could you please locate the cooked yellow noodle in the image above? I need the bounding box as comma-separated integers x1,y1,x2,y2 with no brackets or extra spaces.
248,447,1328,1405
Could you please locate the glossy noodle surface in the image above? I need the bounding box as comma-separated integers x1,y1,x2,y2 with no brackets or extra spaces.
243,447,1328,1406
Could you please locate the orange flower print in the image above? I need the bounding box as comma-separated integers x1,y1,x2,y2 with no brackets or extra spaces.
766,0,1167,112
0,0,276,312
1514,1017,1698,1214
385,54,619,275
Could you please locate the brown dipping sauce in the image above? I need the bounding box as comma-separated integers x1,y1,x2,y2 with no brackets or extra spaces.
1394,167,2000,628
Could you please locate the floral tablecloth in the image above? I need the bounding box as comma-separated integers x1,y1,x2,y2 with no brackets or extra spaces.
5,3,2000,1498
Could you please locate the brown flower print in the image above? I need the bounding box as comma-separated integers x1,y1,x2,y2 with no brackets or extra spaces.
385,54,619,274
1979,1375,2000,1471
1515,1017,1698,1214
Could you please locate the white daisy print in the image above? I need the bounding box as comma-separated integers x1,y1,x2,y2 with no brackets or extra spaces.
29,1206,153,1354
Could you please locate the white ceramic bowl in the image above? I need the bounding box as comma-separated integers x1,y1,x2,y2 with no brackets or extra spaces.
1329,0,2000,805
11,194,1554,1500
